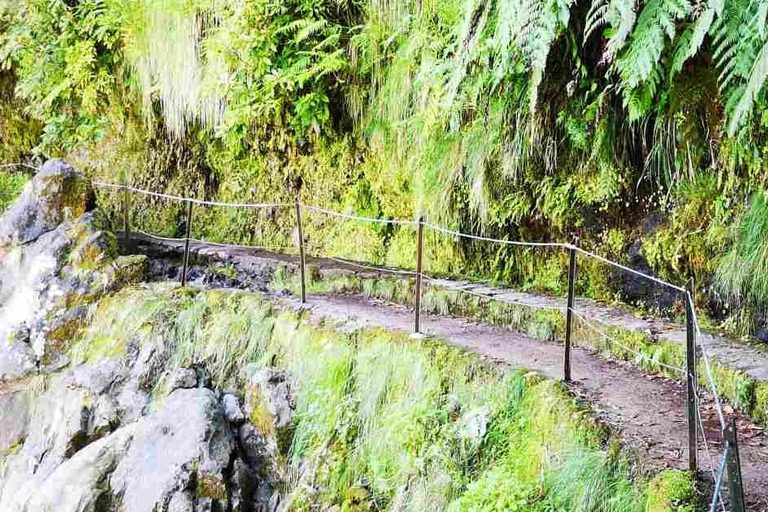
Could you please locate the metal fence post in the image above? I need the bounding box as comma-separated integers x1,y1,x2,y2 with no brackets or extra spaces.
414,215,425,334
725,418,746,512
295,198,307,303
685,277,698,474
564,246,577,382
180,200,194,287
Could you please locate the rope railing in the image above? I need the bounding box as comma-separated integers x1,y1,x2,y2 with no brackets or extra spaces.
0,162,40,173
94,181,291,209
136,230,295,254
569,307,687,376
86,179,746,510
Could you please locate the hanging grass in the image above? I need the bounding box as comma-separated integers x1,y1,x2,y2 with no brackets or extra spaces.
68,284,697,511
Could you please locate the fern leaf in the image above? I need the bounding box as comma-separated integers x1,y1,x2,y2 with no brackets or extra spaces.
585,0,609,41
728,38,768,134
671,5,715,74
615,0,691,90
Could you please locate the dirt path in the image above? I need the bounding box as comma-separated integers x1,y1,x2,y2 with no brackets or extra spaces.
284,293,768,510
125,233,768,509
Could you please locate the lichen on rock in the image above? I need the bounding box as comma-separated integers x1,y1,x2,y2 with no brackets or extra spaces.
0,160,147,381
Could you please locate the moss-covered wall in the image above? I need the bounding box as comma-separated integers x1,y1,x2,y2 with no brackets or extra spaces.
65,284,698,511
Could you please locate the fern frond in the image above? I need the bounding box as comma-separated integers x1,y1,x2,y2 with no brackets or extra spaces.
671,5,715,75
604,0,637,59
614,0,691,90
728,38,768,134
584,0,609,41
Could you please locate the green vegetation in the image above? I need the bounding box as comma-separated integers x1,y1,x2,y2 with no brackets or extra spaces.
271,265,768,427
2,0,768,333
70,284,698,510
0,171,27,213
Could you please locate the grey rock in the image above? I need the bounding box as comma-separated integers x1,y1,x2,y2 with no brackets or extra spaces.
13,424,136,512
0,336,37,381
243,366,295,430
70,359,123,395
171,367,198,391
110,388,235,512
0,375,93,510
0,159,94,246
167,491,196,512
238,423,283,484
223,392,245,424
0,390,30,452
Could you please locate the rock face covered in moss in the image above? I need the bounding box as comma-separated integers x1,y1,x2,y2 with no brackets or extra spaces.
0,162,287,512
0,160,146,380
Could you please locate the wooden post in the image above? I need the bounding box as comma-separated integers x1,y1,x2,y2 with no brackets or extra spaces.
725,418,746,512
122,177,131,246
295,199,307,303
564,246,577,382
414,215,425,334
181,201,194,287
685,277,698,474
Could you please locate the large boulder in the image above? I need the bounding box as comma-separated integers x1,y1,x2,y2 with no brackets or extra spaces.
0,160,94,247
15,425,137,512
110,388,236,512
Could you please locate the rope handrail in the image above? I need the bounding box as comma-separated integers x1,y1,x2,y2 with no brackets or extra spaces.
570,308,687,375
424,222,565,248
93,181,689,294
573,246,687,293
687,292,728,431
94,182,291,209
0,163,40,172
305,250,419,276
302,204,418,226
693,385,728,512
135,230,295,253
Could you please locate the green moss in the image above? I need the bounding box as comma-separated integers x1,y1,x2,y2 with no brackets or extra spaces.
0,172,28,214
197,472,227,501
753,382,768,425
644,470,696,512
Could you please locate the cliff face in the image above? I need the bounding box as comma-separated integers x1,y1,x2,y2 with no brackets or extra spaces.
0,162,288,512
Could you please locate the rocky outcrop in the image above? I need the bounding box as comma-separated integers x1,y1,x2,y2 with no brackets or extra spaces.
110,388,235,512
0,160,147,381
0,160,290,512
0,159,94,246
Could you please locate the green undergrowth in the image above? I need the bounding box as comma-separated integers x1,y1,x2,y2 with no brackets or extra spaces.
70,284,698,511
0,171,28,214
270,267,768,427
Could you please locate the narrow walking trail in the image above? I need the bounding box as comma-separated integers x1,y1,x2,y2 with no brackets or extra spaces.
283,293,768,511
127,233,768,510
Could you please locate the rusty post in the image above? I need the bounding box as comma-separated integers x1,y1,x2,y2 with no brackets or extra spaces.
295,198,307,303
564,246,577,382
181,200,194,287
414,215,424,334
725,418,746,512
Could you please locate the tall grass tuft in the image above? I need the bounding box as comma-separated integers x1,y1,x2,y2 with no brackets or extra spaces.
717,191,768,312
70,285,695,511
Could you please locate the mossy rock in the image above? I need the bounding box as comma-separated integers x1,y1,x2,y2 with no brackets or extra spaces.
644,470,696,512
0,159,95,246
